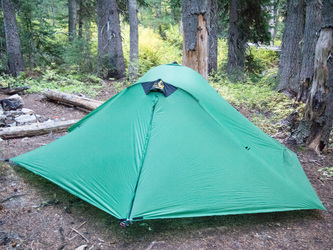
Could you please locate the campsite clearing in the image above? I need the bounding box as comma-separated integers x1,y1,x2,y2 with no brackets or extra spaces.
0,88,332,249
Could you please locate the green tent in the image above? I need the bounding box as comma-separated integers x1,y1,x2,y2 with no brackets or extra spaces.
12,64,325,225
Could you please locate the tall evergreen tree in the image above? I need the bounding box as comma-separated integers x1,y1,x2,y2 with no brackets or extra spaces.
208,0,218,74
128,0,139,81
96,0,125,78
2,0,25,76
276,0,305,94
293,0,333,153
68,0,77,41
227,0,243,77
226,0,271,79
297,0,322,102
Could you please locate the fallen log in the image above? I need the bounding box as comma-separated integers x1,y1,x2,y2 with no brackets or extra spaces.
44,89,103,111
0,86,30,95
0,119,79,139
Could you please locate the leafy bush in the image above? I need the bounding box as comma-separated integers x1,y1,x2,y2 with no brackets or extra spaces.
122,25,182,76
217,39,228,71
246,47,279,75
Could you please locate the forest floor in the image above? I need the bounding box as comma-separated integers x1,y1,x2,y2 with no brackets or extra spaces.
0,85,332,250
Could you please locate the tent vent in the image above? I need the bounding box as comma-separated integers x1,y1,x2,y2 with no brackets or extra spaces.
142,79,178,97
132,216,143,221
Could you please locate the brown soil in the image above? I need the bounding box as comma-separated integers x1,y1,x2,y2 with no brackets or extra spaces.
0,89,332,250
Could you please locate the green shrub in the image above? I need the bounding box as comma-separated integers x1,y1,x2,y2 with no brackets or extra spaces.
122,24,182,76
62,38,96,74
246,47,279,75
0,69,103,97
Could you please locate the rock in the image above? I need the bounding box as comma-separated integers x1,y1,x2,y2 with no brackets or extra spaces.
36,115,49,123
0,231,9,246
21,108,34,115
75,245,87,250
15,114,37,124
0,115,5,127
6,121,17,127
0,94,24,111
4,110,23,117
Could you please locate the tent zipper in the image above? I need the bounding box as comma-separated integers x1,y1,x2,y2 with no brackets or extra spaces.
126,95,159,224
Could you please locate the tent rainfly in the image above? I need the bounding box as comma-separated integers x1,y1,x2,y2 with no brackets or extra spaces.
11,64,325,226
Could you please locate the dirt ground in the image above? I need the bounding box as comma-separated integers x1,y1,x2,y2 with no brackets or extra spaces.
0,88,332,249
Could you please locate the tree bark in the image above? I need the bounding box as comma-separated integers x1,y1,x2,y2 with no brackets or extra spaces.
96,0,108,77
43,89,103,111
276,0,305,95
107,0,125,78
0,119,79,139
268,0,276,46
2,0,25,77
68,0,77,41
297,0,322,102
293,0,333,153
77,0,83,38
96,0,125,79
182,0,210,80
226,0,247,79
208,0,218,74
128,0,139,81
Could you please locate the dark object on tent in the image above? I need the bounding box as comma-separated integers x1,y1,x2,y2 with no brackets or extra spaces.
141,79,178,97
11,64,325,225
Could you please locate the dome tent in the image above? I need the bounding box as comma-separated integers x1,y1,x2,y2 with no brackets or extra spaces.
11,64,325,225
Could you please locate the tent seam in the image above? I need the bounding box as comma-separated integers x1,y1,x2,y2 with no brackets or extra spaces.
127,95,158,222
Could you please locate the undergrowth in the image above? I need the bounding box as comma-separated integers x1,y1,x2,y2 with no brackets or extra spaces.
209,69,303,136
0,69,104,97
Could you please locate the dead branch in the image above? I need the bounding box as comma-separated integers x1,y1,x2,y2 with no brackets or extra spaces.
0,86,30,95
71,227,89,242
0,194,26,203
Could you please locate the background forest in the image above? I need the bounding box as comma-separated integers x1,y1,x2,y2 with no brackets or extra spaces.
0,0,333,154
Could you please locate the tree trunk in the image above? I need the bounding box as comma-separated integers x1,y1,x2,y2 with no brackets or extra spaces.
128,0,139,81
208,0,218,75
182,0,210,80
28,18,36,70
107,0,125,78
77,0,83,38
2,0,25,77
68,0,77,41
226,0,247,79
276,0,305,95
96,0,108,77
293,0,333,153
297,0,322,102
269,0,276,46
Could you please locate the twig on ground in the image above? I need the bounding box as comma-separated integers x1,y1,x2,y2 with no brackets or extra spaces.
0,194,26,203
68,221,86,238
71,227,89,242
